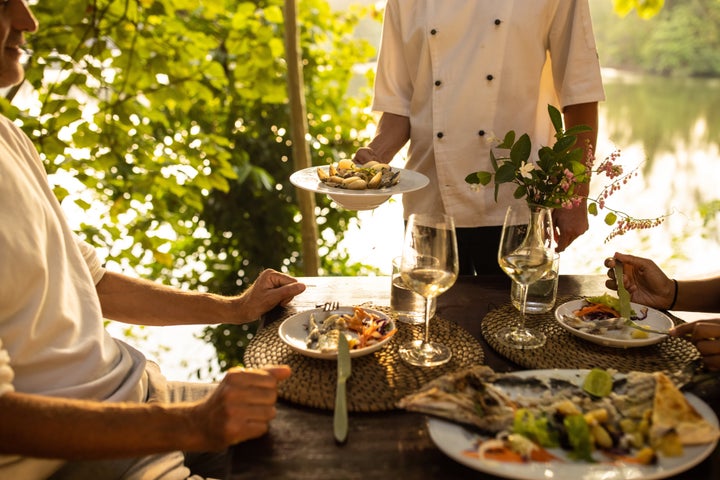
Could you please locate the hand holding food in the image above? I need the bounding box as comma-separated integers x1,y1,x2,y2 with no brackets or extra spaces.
604,253,676,310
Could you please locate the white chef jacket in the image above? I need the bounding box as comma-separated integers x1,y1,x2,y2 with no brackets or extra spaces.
372,0,605,227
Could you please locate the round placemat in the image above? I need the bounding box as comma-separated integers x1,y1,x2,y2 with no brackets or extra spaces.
481,295,701,375
244,306,485,412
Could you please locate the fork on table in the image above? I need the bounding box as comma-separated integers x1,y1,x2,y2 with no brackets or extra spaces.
323,301,339,312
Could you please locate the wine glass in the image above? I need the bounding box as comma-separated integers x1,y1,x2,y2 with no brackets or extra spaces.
398,213,459,366
497,205,555,349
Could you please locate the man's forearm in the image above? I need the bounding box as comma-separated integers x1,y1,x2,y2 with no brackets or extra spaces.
96,271,235,326
366,112,411,163
0,392,199,459
677,277,720,313
563,102,598,198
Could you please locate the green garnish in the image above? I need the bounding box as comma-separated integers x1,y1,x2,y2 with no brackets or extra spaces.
582,368,613,398
564,415,595,462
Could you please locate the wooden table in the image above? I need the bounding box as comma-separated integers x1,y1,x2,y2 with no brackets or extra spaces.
227,275,720,479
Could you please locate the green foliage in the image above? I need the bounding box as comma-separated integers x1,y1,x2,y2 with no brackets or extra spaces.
640,0,720,76
699,200,720,239
612,0,665,19
464,105,591,208
16,0,381,374
593,0,720,76
464,105,667,242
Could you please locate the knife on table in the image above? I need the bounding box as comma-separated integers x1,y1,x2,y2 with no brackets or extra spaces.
334,332,351,444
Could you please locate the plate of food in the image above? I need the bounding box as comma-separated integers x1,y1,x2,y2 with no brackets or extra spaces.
289,161,429,210
278,305,397,359
399,366,719,480
554,295,674,348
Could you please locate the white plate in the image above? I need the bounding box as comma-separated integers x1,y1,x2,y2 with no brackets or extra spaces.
278,306,396,360
427,369,719,480
555,299,674,348
289,166,429,210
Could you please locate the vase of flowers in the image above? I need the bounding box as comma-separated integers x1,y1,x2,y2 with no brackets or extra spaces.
466,104,666,314
465,104,666,242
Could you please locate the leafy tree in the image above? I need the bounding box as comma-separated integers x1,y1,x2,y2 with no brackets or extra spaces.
592,0,720,76
611,0,665,19
5,0,381,375
640,0,720,76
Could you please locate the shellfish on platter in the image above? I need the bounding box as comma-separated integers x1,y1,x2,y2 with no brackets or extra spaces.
316,160,399,190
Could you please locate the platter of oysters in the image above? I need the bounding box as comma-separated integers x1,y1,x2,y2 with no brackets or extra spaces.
290,160,429,210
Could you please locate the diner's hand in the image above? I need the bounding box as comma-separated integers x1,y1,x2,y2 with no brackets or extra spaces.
670,321,720,371
552,206,588,252
604,253,676,310
190,365,291,449
231,269,306,324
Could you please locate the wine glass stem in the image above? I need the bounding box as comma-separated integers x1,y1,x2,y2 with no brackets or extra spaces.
423,296,433,344
518,283,529,329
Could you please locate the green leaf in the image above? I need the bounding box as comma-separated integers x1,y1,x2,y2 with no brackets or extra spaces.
548,105,563,133
509,134,531,164
464,172,480,184
496,163,518,183
553,135,577,153
489,149,499,171
464,171,492,185
477,171,492,185
513,185,528,199
565,125,592,136
604,212,618,225
612,0,664,19
499,130,516,149
263,5,284,24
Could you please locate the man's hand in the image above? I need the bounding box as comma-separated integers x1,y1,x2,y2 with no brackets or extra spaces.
552,205,589,252
671,321,720,371
604,253,675,309
232,270,306,323
190,365,292,449
353,147,378,165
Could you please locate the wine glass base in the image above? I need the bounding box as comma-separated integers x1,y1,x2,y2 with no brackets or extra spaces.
399,340,452,367
495,326,546,350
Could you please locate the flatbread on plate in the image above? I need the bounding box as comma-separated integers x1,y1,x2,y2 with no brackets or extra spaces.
651,372,720,446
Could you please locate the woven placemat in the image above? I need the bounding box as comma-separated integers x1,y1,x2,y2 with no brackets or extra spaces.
481,295,701,375
244,306,484,412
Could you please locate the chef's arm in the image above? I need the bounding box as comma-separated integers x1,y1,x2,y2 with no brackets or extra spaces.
354,112,411,164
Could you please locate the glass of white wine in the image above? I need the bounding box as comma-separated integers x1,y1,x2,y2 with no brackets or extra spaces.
497,204,555,349
398,213,459,366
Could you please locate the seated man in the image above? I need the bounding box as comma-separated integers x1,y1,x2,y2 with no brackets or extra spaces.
0,2,305,479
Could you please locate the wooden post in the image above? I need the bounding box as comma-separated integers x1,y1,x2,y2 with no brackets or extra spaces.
283,0,320,276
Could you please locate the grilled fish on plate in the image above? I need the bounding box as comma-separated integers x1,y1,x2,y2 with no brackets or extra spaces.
398,366,718,462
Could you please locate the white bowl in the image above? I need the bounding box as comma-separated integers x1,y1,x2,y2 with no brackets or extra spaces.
289,166,429,211
327,193,392,211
